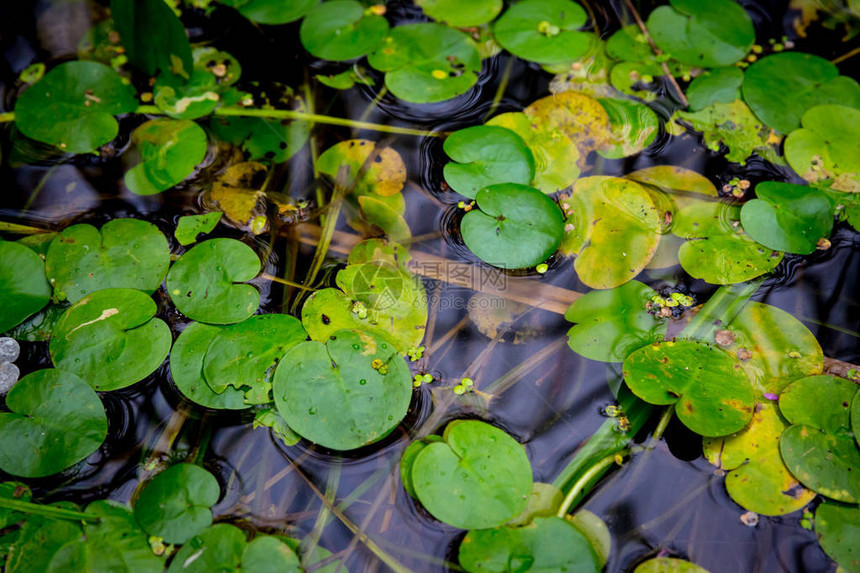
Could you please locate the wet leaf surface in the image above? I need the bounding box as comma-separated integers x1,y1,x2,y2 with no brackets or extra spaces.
175,212,222,246
124,118,208,195
417,0,502,27
443,126,535,199
816,501,860,573
0,241,51,333
300,0,389,61
785,104,860,193
493,0,592,65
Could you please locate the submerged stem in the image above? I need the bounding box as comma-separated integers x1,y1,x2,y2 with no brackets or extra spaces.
0,498,99,522
557,450,628,517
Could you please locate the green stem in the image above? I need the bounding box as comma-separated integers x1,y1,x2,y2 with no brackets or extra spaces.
0,112,14,123
0,221,51,235
648,404,674,445
556,451,627,517
482,57,514,122
0,498,99,522
356,85,389,125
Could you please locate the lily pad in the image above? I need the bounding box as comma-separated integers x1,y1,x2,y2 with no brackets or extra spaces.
273,329,412,450
317,139,407,198
560,176,661,289
14,61,138,153
410,419,533,529
83,501,165,573
167,524,302,573
596,98,659,159
50,288,172,391
0,369,107,478
134,463,220,545
6,513,86,572
203,314,308,404
647,0,754,68
633,558,711,573
175,213,222,246
461,183,565,269
742,52,860,134
367,23,481,104
417,0,502,27
523,92,613,161
785,104,860,193
492,0,592,65
622,340,754,437
218,0,318,24
170,322,247,410
458,516,600,572
565,280,668,362
300,1,388,61
0,241,51,333
686,67,744,111
167,238,261,324
443,126,535,199
111,0,192,78
779,375,860,503
45,218,170,303
740,181,834,254
816,501,860,573
124,118,208,195
703,402,815,515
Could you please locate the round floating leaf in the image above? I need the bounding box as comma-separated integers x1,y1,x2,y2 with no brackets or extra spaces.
458,516,600,573
241,535,303,572
461,183,565,269
524,92,612,160
203,314,308,405
111,0,192,77
124,119,208,196
633,558,711,573
167,524,302,573
410,419,533,529
565,280,668,362
785,104,860,193
0,369,107,477
779,375,860,503
300,1,388,61
0,241,51,333
175,213,222,246
596,97,659,159
6,513,85,572
134,463,220,545
816,501,860,573
50,289,172,391
740,181,834,254
218,0,318,24
45,219,170,304
357,195,412,242
742,52,860,134
493,0,592,65
568,510,611,567
647,0,754,68
687,67,744,111
367,23,481,104
273,329,412,450
170,322,247,410
167,238,261,324
443,126,535,199
84,501,165,573
560,176,661,289
703,402,815,516
417,0,502,27
486,111,580,193
14,61,138,153
316,139,406,198
210,115,311,164
622,340,754,437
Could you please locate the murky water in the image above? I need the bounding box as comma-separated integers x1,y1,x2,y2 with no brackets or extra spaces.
1,0,859,571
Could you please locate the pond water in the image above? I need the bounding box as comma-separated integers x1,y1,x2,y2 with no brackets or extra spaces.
1,0,859,571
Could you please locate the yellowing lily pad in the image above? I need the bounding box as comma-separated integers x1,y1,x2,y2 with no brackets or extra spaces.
524,92,613,163
317,139,406,198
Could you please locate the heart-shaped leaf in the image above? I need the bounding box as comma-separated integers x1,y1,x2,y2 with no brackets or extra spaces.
124,118,208,196
218,0,318,24
785,104,860,193
596,97,659,159
417,0,502,27
816,501,860,573
175,213,221,246
111,0,192,78
170,322,247,410
134,463,220,544
443,126,535,199
273,329,412,450
740,181,834,254
462,183,564,269
84,501,165,573
493,0,592,65
622,340,754,436
686,67,744,111
0,241,51,333
0,369,107,477
50,288,172,391
45,219,170,304
166,524,302,573
300,0,389,61
167,238,261,324
14,61,138,153
675,99,778,165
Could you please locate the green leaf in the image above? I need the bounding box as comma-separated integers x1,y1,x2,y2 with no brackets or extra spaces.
45,219,170,303
209,115,311,163
458,516,600,572
740,181,834,254
5,303,68,342
14,61,138,153
300,1,388,61
560,176,661,288
134,463,220,544
565,280,668,362
170,322,248,410
241,535,303,572
568,510,611,567
273,329,412,450
417,0,503,27
633,557,711,573
316,139,407,198
167,238,261,324
0,369,107,478
367,23,481,104
0,482,32,529
461,183,565,269
124,119,208,196
686,67,744,111
507,482,564,527
785,104,860,193
742,52,860,134
647,0,754,67
218,0,318,24
703,402,815,516
167,523,243,573
83,501,165,573
443,126,535,199
203,314,308,404
493,0,592,65
111,0,193,78
596,97,659,159
410,419,533,529
152,48,242,120
816,501,860,573
175,213,222,246
622,340,754,436
0,241,51,333
6,514,85,572
50,289,172,391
